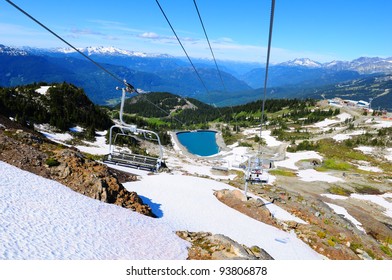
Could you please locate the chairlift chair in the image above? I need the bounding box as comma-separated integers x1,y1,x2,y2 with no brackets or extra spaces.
245,155,269,184
103,81,163,172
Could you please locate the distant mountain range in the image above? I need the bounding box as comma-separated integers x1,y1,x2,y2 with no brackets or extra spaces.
1,44,392,107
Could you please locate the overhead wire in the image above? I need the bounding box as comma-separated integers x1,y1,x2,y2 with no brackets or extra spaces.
5,0,185,125
259,0,276,155
192,0,227,93
192,0,237,128
5,0,124,85
155,0,224,118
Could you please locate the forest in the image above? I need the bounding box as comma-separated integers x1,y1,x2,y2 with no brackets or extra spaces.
0,82,113,138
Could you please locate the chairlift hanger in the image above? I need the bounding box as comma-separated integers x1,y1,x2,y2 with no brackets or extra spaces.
104,81,164,172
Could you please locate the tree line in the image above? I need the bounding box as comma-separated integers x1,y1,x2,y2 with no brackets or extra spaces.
0,82,113,136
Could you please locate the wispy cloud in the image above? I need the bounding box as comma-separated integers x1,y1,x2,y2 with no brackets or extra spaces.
139,32,160,39
69,28,104,36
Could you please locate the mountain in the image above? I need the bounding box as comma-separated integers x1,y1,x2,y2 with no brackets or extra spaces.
241,57,392,89
1,44,251,104
300,74,392,111
2,44,392,107
279,58,322,68
240,66,361,89
0,82,113,131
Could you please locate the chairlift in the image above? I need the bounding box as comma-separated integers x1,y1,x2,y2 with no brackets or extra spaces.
103,81,163,172
245,155,270,184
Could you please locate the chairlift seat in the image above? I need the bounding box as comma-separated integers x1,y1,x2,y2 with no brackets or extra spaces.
104,151,161,172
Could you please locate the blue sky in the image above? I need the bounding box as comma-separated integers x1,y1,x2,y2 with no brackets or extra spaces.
1,0,392,63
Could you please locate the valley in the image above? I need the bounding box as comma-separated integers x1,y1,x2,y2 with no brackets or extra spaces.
1,83,391,260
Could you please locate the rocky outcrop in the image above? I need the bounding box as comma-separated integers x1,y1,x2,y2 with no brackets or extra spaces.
214,189,279,228
0,128,154,217
177,231,274,260
50,149,154,216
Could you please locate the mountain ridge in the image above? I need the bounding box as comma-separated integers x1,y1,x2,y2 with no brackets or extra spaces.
2,44,392,107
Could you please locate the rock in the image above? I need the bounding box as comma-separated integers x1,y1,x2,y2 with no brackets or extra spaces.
231,189,247,202
176,231,274,260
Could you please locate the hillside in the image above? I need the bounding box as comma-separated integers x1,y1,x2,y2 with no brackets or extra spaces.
0,45,251,105
302,75,392,111
0,82,113,132
1,83,392,261
2,44,392,108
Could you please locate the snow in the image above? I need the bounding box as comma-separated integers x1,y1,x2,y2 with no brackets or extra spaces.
69,126,84,133
351,193,392,219
242,129,283,147
384,148,392,161
297,169,344,183
372,120,392,128
245,192,305,224
325,203,365,232
356,165,382,173
35,86,51,95
332,130,366,142
321,194,349,200
74,130,113,156
261,130,283,147
313,113,351,128
281,58,321,68
40,131,73,143
0,161,189,260
124,173,323,260
275,151,323,170
354,146,374,154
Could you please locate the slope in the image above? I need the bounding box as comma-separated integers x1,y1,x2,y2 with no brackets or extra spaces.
0,161,189,260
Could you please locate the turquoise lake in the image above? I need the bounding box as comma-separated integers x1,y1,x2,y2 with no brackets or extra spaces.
176,130,219,156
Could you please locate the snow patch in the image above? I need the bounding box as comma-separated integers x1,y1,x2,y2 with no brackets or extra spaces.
124,174,323,260
69,126,84,133
313,113,351,128
297,169,344,183
325,203,365,232
321,194,349,200
0,161,189,260
35,86,51,95
275,151,323,170
332,130,366,142
384,148,392,161
354,146,373,154
351,193,392,219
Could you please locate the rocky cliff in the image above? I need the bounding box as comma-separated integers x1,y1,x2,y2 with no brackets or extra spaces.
0,117,154,217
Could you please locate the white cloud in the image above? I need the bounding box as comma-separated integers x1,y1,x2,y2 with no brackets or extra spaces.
139,32,160,39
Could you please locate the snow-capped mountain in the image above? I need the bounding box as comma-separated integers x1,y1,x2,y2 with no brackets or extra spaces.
280,56,392,74
279,58,322,68
0,44,27,56
56,46,170,58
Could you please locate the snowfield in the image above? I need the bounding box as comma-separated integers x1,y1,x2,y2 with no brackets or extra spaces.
275,151,323,170
325,203,365,232
0,158,325,260
0,161,189,260
124,173,324,260
313,113,352,128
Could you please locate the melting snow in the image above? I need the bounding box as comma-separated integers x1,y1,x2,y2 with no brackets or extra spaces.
332,130,366,142
372,120,392,128
313,113,351,128
354,146,373,154
351,193,392,219
0,161,189,260
35,86,51,95
321,194,349,200
124,174,323,260
325,203,365,232
297,169,344,183
384,148,392,161
275,151,323,170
